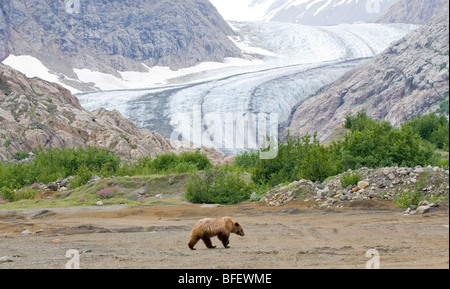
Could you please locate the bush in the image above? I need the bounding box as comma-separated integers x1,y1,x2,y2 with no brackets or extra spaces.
252,134,310,187
139,151,212,174
340,172,361,188
344,110,378,133
151,153,179,173
178,151,212,171
70,164,93,189
339,119,437,169
393,190,424,209
0,146,120,193
299,142,340,182
14,152,29,161
31,146,120,184
185,170,252,205
234,150,259,172
0,186,16,202
173,162,199,174
438,157,449,169
407,113,449,151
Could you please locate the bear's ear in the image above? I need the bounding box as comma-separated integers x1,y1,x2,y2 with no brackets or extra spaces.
234,222,240,227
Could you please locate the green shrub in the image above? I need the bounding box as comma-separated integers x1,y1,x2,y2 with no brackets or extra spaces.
70,164,93,189
393,190,424,209
344,110,378,133
340,172,361,188
299,143,339,182
185,170,252,205
178,151,212,171
339,119,436,169
438,157,449,169
17,188,36,200
151,153,179,173
234,150,259,172
407,113,449,151
149,151,211,174
173,162,199,174
0,186,16,202
14,152,30,161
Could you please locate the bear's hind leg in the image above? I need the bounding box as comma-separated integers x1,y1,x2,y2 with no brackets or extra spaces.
202,237,216,249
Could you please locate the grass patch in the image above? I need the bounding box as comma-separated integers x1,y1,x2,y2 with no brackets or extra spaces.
0,174,190,210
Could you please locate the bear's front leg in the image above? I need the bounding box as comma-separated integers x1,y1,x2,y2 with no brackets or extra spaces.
188,235,200,250
202,237,216,249
218,233,230,248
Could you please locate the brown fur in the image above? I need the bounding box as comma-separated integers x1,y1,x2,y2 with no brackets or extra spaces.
188,217,245,250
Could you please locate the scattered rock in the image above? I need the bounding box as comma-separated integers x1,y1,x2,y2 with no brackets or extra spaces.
414,167,425,173
416,205,431,214
262,166,449,210
33,210,55,219
358,181,370,190
0,256,13,263
81,248,92,254
59,178,70,188
21,230,31,235
88,175,102,185
200,204,221,208
46,182,59,192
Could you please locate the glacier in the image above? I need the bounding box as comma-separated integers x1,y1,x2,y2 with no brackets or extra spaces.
76,21,418,154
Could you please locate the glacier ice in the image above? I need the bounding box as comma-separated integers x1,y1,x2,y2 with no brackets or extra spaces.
76,22,418,154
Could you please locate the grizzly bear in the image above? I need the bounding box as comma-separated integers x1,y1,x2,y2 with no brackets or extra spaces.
188,217,245,250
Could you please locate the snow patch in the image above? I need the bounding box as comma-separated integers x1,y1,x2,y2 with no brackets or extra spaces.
74,57,260,91
2,55,80,94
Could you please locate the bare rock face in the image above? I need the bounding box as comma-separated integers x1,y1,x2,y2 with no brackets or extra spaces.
287,10,449,143
376,0,449,24
0,63,231,163
0,63,175,161
0,0,241,80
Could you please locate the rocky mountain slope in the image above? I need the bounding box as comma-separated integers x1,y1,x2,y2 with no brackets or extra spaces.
0,62,175,161
287,10,449,143
210,0,399,25
0,0,241,91
376,0,449,24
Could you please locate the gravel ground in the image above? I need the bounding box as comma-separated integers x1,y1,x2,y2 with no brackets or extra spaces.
0,200,448,269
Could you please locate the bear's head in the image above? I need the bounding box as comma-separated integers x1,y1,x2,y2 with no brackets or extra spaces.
233,222,245,236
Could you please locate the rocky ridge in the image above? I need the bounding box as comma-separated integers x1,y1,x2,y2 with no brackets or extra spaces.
262,165,449,212
0,0,241,91
287,10,449,143
0,63,229,163
0,63,175,161
376,0,449,24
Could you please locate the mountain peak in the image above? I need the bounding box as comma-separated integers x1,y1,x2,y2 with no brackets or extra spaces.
0,0,241,91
